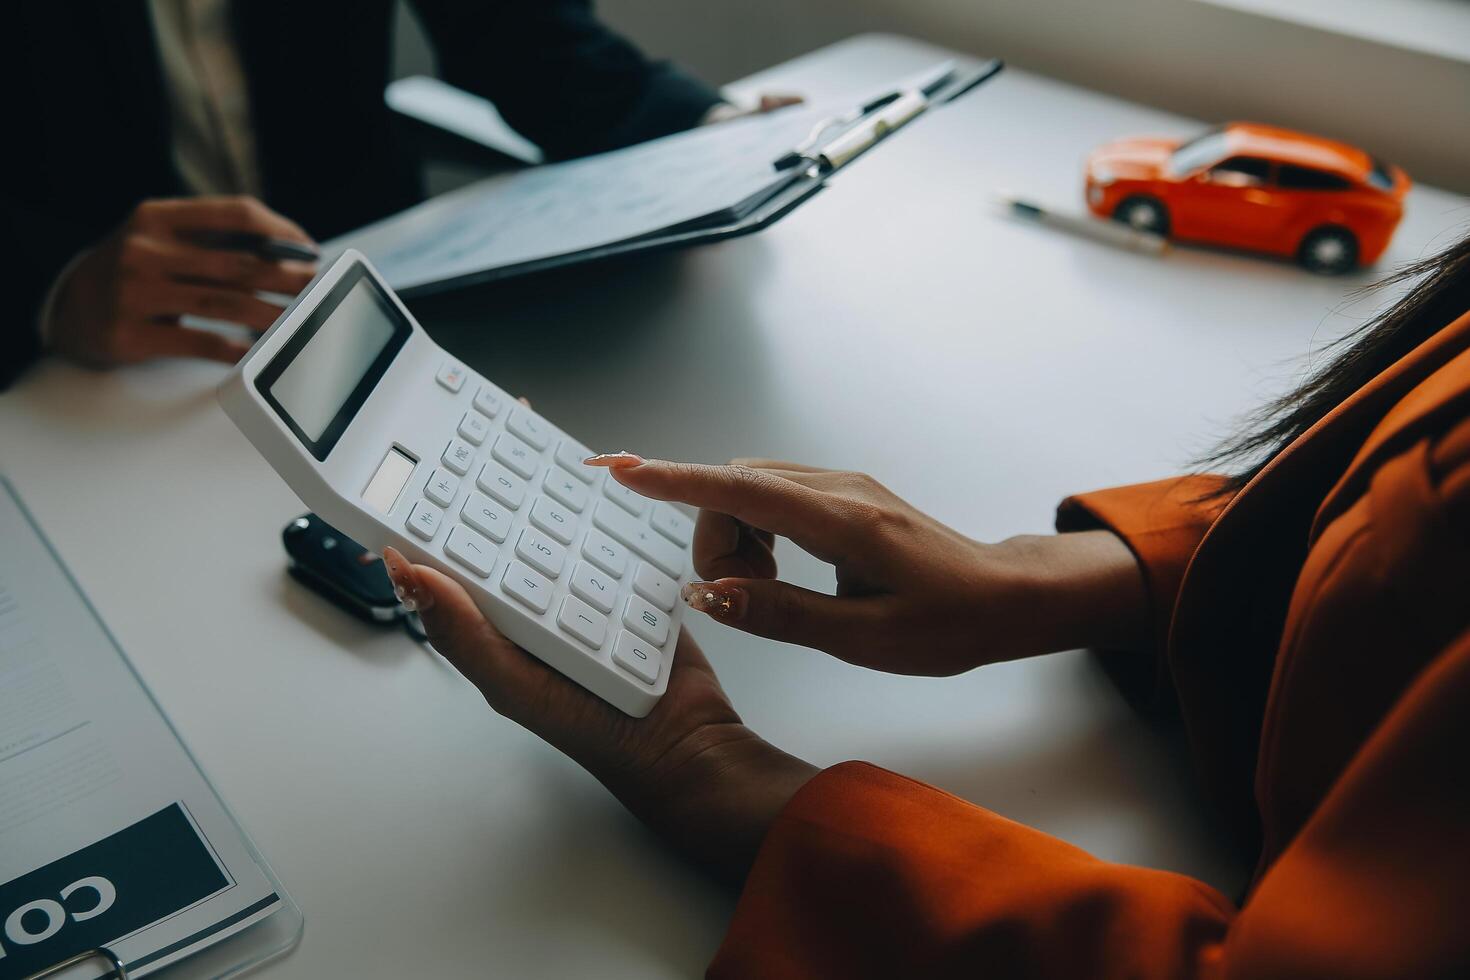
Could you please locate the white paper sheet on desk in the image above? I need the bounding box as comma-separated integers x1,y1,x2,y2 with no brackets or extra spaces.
0,489,282,980
327,99,841,292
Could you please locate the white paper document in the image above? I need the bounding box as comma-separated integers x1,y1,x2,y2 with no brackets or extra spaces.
0,484,287,980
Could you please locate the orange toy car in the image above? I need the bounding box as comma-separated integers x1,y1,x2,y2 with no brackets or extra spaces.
1085,122,1409,274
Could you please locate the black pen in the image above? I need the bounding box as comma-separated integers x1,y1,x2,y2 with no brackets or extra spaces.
189,230,320,263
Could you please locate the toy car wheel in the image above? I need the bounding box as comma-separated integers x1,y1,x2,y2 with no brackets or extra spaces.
1298,226,1359,275
1114,195,1169,236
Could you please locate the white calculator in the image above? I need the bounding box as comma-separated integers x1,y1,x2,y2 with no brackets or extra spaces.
220,250,692,716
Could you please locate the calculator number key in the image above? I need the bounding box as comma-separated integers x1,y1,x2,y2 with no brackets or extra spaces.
581,529,628,578
458,411,491,446
612,630,663,684
444,525,497,578
593,501,684,578
460,492,511,542
442,438,476,476
476,461,527,510
622,595,670,647
502,561,552,614
424,468,460,507
569,560,616,613
529,497,576,545
406,500,441,541
506,406,552,451
557,595,608,649
543,468,590,513
491,432,539,479
515,528,566,578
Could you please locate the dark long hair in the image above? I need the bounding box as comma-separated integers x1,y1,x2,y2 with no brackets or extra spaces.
1200,232,1470,495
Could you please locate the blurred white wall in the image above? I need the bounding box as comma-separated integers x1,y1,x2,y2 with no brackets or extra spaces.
393,0,1470,193
598,0,1470,194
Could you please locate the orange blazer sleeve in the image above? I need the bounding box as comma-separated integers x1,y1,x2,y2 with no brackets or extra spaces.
713,629,1470,978
1055,475,1229,709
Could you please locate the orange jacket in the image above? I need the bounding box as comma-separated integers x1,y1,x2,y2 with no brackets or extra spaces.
709,310,1470,979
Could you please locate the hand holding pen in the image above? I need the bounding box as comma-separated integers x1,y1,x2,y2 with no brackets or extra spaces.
45,196,319,369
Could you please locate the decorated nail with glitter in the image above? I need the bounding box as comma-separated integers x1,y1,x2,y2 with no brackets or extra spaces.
583,451,645,468
681,581,746,621
382,547,434,613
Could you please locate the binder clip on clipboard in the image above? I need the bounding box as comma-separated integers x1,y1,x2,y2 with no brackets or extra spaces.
772,60,990,173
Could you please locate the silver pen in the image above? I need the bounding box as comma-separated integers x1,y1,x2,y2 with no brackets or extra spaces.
997,196,1169,255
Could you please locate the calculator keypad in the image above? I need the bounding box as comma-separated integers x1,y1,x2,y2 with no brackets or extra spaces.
444,525,496,577
502,561,552,613
442,438,475,476
476,462,527,509
405,376,690,691
515,527,566,578
542,468,590,513
460,492,511,542
491,432,539,479
424,469,460,507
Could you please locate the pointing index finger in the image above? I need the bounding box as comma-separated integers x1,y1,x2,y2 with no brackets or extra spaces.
596,458,842,543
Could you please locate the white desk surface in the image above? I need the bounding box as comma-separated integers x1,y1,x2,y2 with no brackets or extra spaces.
4,34,1466,979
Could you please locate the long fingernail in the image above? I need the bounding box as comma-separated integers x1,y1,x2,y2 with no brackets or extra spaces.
584,451,645,468
382,547,433,613
682,581,746,621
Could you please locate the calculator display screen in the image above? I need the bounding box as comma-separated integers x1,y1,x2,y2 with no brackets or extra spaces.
255,263,411,461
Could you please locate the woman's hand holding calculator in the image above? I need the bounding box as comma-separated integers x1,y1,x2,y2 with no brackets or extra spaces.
382,546,818,883
598,456,1152,675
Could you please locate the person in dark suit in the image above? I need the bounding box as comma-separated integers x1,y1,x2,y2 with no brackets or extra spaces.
4,1,793,388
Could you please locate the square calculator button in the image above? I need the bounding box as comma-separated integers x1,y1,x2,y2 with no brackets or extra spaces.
650,503,694,547
603,479,648,517
593,501,684,578
633,562,678,612
506,406,552,450
569,560,616,613
442,438,476,476
444,525,497,578
406,500,441,541
424,469,460,507
502,560,551,613
460,492,511,542
557,595,608,649
473,385,505,418
612,630,662,684
622,594,669,647
529,497,576,545
515,528,566,578
543,468,590,513
581,529,628,578
458,411,491,446
476,461,527,509
491,432,539,479
554,439,598,483
436,361,467,392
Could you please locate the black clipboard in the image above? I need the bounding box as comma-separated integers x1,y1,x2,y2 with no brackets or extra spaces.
335,58,1002,298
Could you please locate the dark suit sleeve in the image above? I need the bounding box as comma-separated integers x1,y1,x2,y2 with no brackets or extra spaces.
407,0,723,160
0,199,93,390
